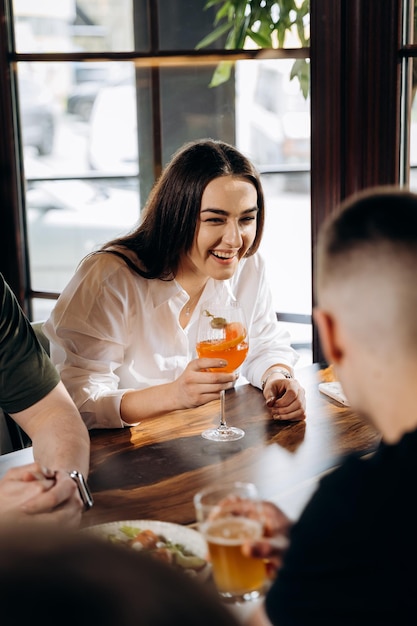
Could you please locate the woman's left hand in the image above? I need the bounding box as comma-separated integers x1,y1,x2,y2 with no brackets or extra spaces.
263,376,306,421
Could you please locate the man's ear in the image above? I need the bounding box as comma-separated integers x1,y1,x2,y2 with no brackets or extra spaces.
313,308,344,365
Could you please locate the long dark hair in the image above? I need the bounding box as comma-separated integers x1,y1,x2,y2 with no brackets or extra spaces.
102,139,265,279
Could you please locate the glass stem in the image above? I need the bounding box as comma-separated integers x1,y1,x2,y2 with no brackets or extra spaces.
219,389,227,429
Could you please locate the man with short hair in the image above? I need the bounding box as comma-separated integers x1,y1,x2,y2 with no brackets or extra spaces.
248,188,417,625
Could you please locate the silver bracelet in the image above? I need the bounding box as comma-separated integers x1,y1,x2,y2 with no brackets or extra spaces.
261,367,293,390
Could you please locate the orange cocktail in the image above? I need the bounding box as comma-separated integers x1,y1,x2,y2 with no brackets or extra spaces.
196,303,248,441
196,321,248,372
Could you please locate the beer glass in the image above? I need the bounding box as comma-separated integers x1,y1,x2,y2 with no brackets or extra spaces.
194,481,268,602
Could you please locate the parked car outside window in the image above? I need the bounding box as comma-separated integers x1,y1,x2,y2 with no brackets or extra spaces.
19,75,56,156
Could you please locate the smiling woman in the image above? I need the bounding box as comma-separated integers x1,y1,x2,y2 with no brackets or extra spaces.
180,176,258,298
44,139,306,430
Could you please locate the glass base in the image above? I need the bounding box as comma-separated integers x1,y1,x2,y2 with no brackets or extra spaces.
201,426,245,442
219,589,264,604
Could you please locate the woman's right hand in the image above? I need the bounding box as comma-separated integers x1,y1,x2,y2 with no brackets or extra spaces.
120,358,238,424
171,357,237,409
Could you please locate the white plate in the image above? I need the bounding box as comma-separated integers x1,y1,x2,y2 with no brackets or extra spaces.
84,519,210,581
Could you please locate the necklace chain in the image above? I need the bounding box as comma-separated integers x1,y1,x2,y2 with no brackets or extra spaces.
184,288,204,317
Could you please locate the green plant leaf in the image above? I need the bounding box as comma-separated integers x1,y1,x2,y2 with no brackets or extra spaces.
195,21,232,49
197,0,311,97
249,30,273,48
209,60,234,87
290,58,310,99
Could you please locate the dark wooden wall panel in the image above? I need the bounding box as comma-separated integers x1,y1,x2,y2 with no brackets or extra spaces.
310,0,402,362
0,0,26,305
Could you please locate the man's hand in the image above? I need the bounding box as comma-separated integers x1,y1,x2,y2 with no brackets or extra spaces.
240,500,292,577
213,496,293,578
1,462,84,527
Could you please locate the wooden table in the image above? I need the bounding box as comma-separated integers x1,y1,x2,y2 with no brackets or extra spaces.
81,364,380,528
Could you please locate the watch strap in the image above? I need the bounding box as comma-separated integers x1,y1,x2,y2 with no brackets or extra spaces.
69,470,94,511
261,367,293,390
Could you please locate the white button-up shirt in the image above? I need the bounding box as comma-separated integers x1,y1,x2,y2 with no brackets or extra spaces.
44,250,298,429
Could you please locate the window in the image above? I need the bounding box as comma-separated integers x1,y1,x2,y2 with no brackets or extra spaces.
4,0,313,362
0,1,407,364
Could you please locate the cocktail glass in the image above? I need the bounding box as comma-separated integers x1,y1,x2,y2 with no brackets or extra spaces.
196,300,248,441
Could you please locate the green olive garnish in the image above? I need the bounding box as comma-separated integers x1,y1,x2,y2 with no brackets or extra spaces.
203,309,227,329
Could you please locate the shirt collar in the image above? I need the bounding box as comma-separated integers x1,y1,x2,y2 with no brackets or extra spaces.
148,277,234,311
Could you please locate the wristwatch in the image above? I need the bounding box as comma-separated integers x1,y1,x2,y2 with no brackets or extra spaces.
69,470,94,511
261,367,293,390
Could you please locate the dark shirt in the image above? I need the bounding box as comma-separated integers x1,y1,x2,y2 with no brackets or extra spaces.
0,274,59,413
265,428,417,626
